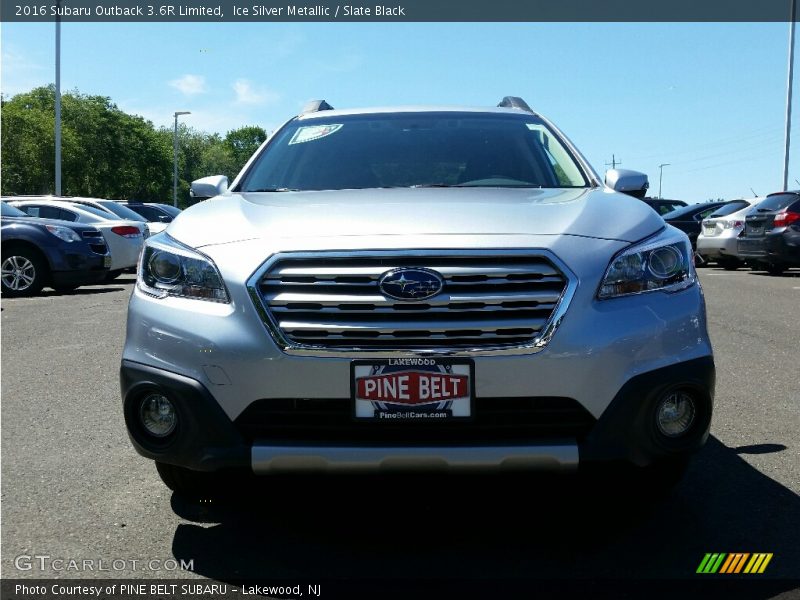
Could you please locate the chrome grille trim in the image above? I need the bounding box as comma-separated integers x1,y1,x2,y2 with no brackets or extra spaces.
246,250,577,357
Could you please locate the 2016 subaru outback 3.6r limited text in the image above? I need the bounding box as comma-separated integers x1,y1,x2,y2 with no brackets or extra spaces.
121,97,715,496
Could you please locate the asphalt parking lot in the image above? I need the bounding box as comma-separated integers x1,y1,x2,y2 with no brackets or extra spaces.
1,268,798,588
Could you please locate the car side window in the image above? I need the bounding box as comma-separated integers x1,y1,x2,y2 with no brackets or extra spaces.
133,205,169,222
696,207,718,221
57,209,77,222
657,204,677,215
25,205,63,220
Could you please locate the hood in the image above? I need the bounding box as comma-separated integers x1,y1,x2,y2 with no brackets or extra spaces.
167,187,664,249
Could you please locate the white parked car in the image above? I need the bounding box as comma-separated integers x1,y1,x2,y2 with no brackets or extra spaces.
7,198,146,279
64,197,169,236
696,198,765,270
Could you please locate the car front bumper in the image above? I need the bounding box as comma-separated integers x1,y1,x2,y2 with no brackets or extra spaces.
120,356,714,472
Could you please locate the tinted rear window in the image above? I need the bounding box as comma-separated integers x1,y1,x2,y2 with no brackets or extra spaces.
757,193,800,212
154,204,181,217
709,201,750,218
71,204,115,220
663,202,727,220
98,201,147,222
128,205,169,221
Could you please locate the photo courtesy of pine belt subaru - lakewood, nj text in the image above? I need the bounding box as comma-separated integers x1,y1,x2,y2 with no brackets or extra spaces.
120,97,715,497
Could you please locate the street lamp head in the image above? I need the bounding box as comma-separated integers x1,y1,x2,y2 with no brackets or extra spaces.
174,111,191,117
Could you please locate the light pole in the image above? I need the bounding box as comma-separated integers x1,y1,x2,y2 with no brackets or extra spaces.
783,0,796,192
173,111,191,207
658,163,670,198
55,0,61,195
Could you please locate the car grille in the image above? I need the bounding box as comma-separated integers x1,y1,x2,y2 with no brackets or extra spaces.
81,231,108,255
256,252,571,351
234,397,596,443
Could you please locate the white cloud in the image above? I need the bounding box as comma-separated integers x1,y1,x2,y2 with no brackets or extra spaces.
0,45,48,97
232,79,279,106
118,101,278,136
169,74,207,96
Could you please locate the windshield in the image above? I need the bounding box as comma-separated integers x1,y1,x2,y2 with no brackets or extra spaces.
1,202,29,218
98,200,147,222
238,112,589,192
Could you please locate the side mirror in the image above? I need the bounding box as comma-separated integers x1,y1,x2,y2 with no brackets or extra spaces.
190,175,229,201
605,169,649,199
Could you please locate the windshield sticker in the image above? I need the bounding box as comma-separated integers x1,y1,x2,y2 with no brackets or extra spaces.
289,124,343,145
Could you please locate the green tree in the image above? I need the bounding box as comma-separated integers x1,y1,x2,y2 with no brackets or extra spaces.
224,125,267,172
1,86,269,207
1,86,172,202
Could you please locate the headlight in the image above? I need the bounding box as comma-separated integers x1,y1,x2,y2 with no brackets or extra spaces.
598,227,695,299
45,224,81,243
137,233,229,302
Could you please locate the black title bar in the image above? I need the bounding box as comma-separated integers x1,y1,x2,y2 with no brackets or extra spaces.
3,0,800,22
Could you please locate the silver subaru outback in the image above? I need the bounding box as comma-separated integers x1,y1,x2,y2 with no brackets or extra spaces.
121,97,714,496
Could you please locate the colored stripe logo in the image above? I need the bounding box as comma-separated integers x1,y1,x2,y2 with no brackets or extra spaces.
697,553,773,574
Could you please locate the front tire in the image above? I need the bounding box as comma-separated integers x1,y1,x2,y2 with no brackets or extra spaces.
636,457,689,492
584,457,690,503
767,263,785,276
155,462,227,498
1,246,48,297
719,257,741,271
693,252,708,268
52,284,80,293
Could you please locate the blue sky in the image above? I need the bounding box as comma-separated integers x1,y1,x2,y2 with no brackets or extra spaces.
1,21,798,202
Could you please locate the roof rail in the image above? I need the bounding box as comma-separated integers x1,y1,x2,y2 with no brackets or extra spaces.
300,100,334,115
497,96,533,113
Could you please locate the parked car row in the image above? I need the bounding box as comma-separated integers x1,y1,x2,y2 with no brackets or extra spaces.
735,192,800,274
663,193,800,274
0,196,182,296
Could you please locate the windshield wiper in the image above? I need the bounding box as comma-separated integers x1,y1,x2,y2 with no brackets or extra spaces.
246,187,298,192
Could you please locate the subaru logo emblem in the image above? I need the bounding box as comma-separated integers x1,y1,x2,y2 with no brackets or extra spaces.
378,268,444,301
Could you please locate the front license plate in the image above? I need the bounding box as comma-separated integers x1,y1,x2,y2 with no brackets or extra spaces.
352,358,474,421
103,256,112,267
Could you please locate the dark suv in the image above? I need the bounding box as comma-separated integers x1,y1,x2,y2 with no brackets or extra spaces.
738,191,800,275
1,202,111,296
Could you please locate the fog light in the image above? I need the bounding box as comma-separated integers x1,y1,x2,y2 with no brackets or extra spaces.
656,390,696,437
139,393,177,438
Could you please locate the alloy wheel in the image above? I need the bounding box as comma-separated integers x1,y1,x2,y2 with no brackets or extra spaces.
1,255,37,291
